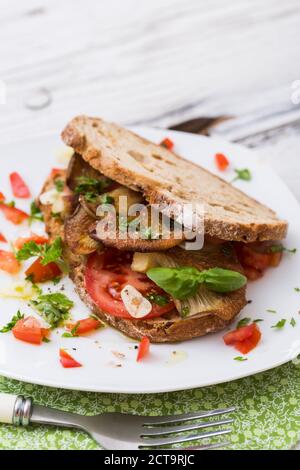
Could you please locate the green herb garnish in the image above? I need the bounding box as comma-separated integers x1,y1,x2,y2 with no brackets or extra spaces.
74,176,111,202
51,212,61,219
254,319,264,323
0,311,24,333
237,317,251,328
147,266,247,300
271,319,286,329
7,200,16,208
42,337,51,343
232,168,252,183
52,277,61,286
270,245,297,254
146,293,169,306
266,309,277,313
31,293,73,328
99,194,114,205
290,317,296,327
294,287,300,292
16,237,63,266
54,180,64,192
181,306,190,318
62,322,79,338
29,201,44,224
234,356,248,362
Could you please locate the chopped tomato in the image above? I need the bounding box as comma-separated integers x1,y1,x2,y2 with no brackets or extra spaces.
235,242,282,280
85,250,174,320
0,192,5,202
0,233,7,243
59,349,82,368
14,233,48,250
25,257,61,283
12,316,50,345
160,137,174,150
0,250,20,274
0,204,29,224
66,317,101,335
9,172,31,198
223,323,261,354
50,168,63,177
137,336,150,362
215,153,229,171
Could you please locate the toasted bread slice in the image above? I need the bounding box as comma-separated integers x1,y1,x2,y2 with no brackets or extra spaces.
39,171,247,342
62,115,287,243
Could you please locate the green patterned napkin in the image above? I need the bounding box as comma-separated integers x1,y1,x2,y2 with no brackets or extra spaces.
0,362,299,450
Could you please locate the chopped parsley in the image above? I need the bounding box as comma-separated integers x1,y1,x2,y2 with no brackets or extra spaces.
42,337,51,343
51,212,61,219
270,245,297,254
232,168,252,183
181,306,190,318
99,194,115,205
52,277,61,286
54,179,64,192
290,317,296,328
74,176,111,202
62,323,79,338
294,287,300,292
266,309,277,313
16,237,63,266
31,292,73,328
0,311,24,333
271,319,286,329
147,293,169,306
236,317,251,328
29,201,44,224
234,356,248,362
253,319,264,323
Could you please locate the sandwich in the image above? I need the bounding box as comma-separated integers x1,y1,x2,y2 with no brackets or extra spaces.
39,116,288,343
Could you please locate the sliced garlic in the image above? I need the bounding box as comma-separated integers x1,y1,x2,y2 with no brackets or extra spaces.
120,285,152,318
39,189,65,213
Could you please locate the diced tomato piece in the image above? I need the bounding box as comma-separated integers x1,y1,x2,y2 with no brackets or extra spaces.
268,251,282,267
0,204,29,224
66,317,101,335
136,336,150,362
12,316,49,345
9,172,31,198
160,138,174,150
223,323,261,354
14,233,48,250
0,250,20,274
0,233,7,243
59,349,82,368
50,168,63,177
25,257,61,283
0,192,5,202
243,266,263,281
215,153,229,171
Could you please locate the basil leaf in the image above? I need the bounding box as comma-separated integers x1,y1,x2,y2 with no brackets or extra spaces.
201,268,247,293
147,266,247,299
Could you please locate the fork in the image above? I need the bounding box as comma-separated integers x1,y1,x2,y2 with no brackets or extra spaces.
0,393,234,450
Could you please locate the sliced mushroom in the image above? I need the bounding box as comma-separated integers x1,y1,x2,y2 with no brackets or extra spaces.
64,204,100,255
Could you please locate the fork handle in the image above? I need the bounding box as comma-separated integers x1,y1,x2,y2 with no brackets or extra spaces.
0,393,32,425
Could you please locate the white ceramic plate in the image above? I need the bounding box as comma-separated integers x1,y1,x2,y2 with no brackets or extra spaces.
0,127,299,394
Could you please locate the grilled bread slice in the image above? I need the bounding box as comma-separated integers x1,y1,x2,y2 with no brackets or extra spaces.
39,171,247,342
62,115,287,243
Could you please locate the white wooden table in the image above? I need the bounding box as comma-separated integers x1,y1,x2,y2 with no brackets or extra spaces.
0,0,299,449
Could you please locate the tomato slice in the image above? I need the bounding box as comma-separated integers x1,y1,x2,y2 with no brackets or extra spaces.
66,317,101,335
0,192,5,202
59,349,82,368
0,204,29,224
223,323,261,354
160,137,174,150
25,257,61,283
10,172,31,198
234,242,283,280
12,316,49,345
50,168,63,177
0,233,7,243
0,250,20,274
14,233,49,250
85,250,174,320
136,336,150,362
215,153,229,171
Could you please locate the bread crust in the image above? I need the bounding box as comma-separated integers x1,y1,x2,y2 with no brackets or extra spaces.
62,115,288,242
39,172,247,343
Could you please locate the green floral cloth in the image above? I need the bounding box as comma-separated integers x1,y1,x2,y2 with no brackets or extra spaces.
0,362,299,450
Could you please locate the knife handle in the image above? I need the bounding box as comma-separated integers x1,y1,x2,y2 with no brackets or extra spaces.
0,393,32,425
